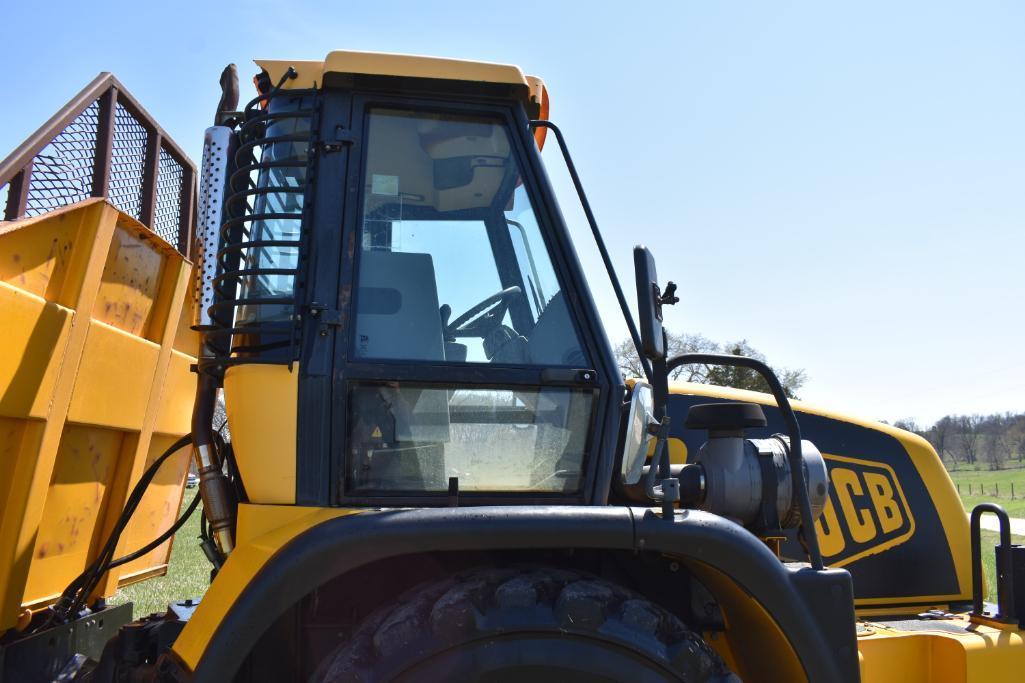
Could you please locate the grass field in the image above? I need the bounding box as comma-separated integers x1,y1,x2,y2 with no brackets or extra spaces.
108,489,210,618
946,465,1025,518
943,464,1025,600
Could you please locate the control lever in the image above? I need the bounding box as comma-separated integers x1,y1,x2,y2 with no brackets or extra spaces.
439,304,454,341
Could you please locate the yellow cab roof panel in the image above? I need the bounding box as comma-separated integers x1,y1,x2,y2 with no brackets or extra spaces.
254,51,547,110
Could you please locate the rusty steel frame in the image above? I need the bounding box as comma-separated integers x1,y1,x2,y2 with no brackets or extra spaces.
0,73,196,256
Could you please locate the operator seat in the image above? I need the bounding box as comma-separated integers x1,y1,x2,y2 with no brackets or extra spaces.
524,291,585,366
354,250,446,364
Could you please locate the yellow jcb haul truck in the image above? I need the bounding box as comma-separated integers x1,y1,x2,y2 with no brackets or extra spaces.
0,51,1022,682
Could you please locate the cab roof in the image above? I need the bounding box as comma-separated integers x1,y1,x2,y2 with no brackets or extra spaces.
254,50,547,112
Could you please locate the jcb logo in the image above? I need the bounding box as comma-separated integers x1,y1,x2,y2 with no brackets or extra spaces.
814,454,915,567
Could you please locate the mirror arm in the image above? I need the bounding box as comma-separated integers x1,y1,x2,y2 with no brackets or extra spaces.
643,414,678,518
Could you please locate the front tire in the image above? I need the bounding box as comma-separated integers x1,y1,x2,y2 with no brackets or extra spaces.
315,566,739,682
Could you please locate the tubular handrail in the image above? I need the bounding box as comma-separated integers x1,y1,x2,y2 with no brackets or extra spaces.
970,503,1015,620
0,72,195,256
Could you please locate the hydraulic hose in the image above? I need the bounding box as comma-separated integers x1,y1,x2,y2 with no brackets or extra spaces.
191,372,235,556
106,492,201,571
47,434,193,627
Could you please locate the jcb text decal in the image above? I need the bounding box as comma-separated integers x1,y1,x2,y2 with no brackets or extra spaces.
814,454,915,567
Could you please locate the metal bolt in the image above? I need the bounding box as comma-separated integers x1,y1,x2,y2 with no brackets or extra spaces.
669,561,680,572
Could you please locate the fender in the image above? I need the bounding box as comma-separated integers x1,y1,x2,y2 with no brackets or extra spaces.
170,506,857,683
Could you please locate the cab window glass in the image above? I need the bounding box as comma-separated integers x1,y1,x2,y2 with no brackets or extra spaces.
347,383,592,494
353,108,588,367
236,93,312,325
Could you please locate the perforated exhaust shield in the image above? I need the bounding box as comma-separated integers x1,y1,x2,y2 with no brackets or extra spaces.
194,126,235,330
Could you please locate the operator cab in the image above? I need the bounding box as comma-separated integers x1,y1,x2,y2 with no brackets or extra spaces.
213,53,621,506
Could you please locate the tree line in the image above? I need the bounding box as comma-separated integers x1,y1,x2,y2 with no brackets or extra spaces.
892,413,1025,470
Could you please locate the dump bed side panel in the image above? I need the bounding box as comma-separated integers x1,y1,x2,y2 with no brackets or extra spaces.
0,201,196,631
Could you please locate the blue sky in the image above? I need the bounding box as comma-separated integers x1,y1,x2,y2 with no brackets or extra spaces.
3,1,1023,425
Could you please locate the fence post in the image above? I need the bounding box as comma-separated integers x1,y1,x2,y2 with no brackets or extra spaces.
91,87,117,199
139,129,162,227
996,482,999,497
1012,482,1015,500
4,163,32,220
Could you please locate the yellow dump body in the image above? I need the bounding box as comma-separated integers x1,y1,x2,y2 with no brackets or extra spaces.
0,199,197,631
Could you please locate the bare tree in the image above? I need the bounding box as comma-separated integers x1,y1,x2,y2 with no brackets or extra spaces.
1003,416,1025,464
954,415,983,466
614,333,806,399
981,432,1007,471
613,332,719,381
928,416,954,462
893,418,921,434
613,337,649,381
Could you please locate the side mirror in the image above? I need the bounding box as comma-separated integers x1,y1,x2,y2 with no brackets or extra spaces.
633,246,677,362
621,382,656,484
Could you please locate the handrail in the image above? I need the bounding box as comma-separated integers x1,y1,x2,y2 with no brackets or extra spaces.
0,72,196,256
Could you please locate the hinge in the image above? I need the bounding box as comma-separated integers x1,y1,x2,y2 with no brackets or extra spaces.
321,125,356,153
308,302,343,336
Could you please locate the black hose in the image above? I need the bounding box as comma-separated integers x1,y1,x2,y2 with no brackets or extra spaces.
51,434,193,624
106,491,201,570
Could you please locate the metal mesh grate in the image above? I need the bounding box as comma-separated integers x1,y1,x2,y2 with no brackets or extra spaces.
107,102,148,219
23,101,100,217
1,76,195,256
154,147,185,246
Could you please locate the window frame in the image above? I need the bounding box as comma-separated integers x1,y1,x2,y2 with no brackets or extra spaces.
326,94,613,506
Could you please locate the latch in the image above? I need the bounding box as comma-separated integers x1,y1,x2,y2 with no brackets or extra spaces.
539,368,599,385
322,125,356,153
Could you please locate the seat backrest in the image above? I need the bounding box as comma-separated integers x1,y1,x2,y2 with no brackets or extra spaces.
525,291,586,366
354,250,445,362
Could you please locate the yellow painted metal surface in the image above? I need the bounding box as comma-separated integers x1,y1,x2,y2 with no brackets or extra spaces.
0,199,197,630
858,616,1025,682
688,561,807,683
255,51,550,153
255,50,547,116
0,284,72,419
173,505,363,669
257,50,530,90
223,364,298,504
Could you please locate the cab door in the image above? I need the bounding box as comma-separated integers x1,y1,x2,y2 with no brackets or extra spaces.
320,97,614,506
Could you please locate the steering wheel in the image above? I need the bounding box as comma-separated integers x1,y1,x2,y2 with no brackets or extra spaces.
444,286,521,338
